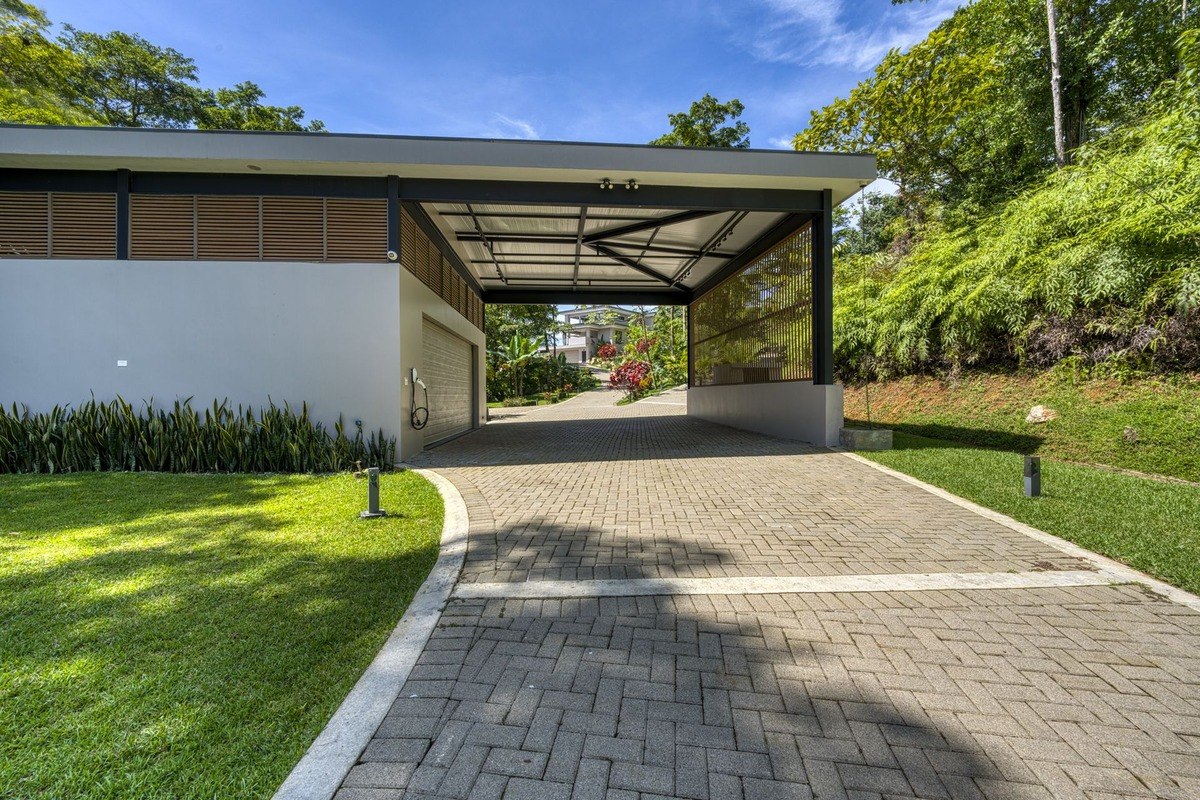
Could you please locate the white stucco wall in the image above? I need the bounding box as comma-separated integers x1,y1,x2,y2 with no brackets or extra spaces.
397,269,487,461
687,381,844,447
0,258,403,440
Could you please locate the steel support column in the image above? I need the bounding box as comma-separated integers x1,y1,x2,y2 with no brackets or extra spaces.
386,175,400,257
811,188,834,385
115,169,130,260
686,301,694,388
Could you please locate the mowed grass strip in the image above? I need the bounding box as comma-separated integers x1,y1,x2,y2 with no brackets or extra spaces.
844,372,1200,482
0,471,442,800
855,433,1200,595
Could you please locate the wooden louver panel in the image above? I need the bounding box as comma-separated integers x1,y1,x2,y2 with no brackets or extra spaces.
262,197,325,261
326,198,387,262
0,192,49,258
50,193,117,258
130,195,195,259
453,273,466,317
468,294,479,329
400,209,420,276
397,207,485,329
197,195,260,260
419,238,438,289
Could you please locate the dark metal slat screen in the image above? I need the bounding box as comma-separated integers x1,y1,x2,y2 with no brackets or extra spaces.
689,223,813,386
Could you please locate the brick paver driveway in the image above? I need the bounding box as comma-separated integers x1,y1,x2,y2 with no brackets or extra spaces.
336,389,1200,800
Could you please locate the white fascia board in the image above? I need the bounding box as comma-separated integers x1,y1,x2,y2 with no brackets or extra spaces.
0,126,877,202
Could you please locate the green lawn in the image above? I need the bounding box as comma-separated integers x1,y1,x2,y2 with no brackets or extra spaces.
0,471,442,800
844,372,1200,482
855,432,1200,595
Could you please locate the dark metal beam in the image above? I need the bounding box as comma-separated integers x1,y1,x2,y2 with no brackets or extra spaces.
386,175,400,257
581,209,719,244
479,276,666,285
812,189,834,385
469,256,617,264
672,211,746,283
132,172,385,197
691,212,815,300
439,210,647,221
572,206,588,290
401,179,825,212
465,202,504,284
0,168,118,193
484,288,691,306
455,233,733,259
598,241,736,259
455,233,579,245
115,169,130,260
586,242,675,287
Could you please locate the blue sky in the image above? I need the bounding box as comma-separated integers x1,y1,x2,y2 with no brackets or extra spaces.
40,0,960,148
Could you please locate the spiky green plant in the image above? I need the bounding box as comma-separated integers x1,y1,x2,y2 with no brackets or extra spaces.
0,397,395,474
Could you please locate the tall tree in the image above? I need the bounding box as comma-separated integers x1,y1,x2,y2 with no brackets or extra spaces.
59,26,200,127
1045,0,1068,165
484,304,558,351
0,2,91,124
651,93,750,148
1,5,323,131
833,193,904,256
197,81,325,131
801,0,1184,211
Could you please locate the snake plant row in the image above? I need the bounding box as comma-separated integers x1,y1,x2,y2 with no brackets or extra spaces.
0,397,396,474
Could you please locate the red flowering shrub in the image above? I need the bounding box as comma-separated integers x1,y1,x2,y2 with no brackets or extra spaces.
596,342,618,359
610,359,652,398
634,337,655,354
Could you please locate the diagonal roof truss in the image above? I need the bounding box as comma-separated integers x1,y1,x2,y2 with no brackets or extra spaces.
426,199,801,303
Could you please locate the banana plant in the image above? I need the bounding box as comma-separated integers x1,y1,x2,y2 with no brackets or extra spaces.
491,334,541,400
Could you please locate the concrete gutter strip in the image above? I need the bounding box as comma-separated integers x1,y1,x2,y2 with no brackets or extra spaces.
840,451,1200,615
272,467,468,800
453,569,1121,600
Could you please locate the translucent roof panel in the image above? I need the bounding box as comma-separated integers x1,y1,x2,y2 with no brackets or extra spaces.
421,200,801,294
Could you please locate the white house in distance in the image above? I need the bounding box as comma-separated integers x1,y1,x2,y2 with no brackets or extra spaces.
542,305,655,363
0,125,875,455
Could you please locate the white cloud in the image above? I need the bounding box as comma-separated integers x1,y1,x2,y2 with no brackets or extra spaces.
488,113,540,139
724,0,962,72
767,135,796,149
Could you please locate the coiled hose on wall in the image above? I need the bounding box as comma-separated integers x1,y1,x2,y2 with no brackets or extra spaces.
410,376,429,430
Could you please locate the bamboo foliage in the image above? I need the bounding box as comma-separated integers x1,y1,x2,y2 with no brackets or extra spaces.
0,397,395,474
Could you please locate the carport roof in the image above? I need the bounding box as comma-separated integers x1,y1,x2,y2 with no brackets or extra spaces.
0,125,876,302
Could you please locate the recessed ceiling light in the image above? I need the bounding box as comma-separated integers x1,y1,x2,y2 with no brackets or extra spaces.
247,164,262,171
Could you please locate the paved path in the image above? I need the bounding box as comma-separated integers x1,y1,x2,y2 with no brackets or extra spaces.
336,389,1200,800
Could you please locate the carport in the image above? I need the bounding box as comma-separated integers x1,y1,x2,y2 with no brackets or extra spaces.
0,127,874,455
393,140,876,447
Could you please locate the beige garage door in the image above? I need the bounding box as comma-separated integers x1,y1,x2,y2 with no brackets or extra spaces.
421,319,474,445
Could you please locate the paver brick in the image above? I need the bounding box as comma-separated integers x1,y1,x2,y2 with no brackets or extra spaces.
333,390,1200,800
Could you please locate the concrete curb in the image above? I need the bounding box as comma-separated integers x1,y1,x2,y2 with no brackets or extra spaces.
840,450,1200,614
271,467,468,800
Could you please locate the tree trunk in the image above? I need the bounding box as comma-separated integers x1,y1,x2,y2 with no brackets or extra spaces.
1046,0,1069,167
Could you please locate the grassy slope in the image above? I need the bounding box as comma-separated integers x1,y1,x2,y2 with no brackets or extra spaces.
856,433,1200,595
0,472,441,800
844,372,1200,482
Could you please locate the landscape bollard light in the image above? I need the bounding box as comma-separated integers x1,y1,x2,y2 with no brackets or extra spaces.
1024,455,1041,498
360,467,388,519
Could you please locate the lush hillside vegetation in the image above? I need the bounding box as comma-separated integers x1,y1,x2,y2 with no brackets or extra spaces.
796,2,1198,379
